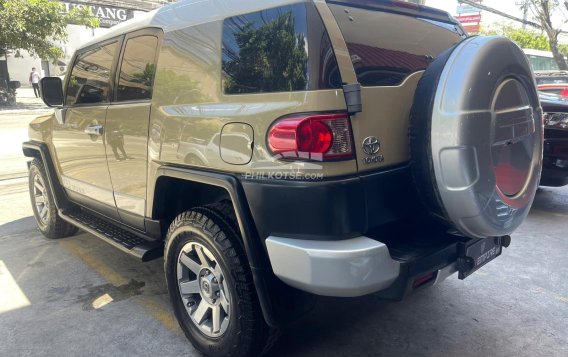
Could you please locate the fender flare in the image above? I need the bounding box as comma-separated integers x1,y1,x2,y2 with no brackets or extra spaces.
151,166,316,327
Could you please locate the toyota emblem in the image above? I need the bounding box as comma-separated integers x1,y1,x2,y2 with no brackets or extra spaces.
362,136,380,156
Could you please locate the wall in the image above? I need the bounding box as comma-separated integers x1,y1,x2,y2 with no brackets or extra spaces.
6,9,145,87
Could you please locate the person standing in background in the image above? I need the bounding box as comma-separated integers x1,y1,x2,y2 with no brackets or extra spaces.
29,67,41,98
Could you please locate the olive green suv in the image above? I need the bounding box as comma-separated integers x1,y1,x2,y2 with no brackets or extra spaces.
24,1,543,356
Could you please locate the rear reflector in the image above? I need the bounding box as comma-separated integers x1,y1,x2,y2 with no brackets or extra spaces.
268,113,354,160
412,272,435,289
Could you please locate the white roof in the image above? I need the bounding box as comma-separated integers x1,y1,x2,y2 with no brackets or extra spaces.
82,0,308,49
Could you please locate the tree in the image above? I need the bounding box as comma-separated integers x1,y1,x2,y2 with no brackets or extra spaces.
222,11,308,94
0,0,99,61
520,0,568,70
483,24,551,50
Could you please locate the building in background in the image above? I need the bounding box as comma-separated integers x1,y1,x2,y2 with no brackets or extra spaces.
2,0,175,86
455,0,482,34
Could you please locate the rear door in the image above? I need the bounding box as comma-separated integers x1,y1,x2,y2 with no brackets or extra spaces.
52,39,122,219
105,29,161,230
323,1,464,172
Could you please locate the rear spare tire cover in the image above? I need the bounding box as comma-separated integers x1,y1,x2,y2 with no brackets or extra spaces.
410,36,543,239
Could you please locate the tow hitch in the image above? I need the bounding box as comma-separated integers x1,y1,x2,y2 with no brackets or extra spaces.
456,235,512,279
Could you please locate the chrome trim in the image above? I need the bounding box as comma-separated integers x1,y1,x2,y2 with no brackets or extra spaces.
84,124,104,136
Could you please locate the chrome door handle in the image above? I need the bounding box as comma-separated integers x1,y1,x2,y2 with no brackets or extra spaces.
84,124,104,136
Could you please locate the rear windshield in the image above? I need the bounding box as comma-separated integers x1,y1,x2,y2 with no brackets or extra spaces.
536,76,568,85
328,2,463,86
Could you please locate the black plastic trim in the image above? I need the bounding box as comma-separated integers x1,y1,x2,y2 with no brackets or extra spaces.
153,166,315,327
22,141,72,211
22,141,164,246
60,208,163,262
241,164,420,242
67,190,120,221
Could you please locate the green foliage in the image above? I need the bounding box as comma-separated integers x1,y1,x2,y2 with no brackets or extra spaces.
517,0,568,69
133,63,157,87
483,25,550,51
153,68,210,105
223,11,308,94
0,0,99,61
0,87,16,106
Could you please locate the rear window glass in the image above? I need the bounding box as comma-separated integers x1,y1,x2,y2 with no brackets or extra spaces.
536,76,568,85
329,4,462,86
222,3,340,94
117,35,159,102
527,55,560,71
66,42,118,105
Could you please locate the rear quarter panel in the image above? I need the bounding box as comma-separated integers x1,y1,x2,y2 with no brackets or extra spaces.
148,19,357,185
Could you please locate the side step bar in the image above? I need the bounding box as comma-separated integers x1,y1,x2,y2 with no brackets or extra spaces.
59,209,163,262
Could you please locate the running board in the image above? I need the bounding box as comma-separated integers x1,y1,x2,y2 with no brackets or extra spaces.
59,209,163,262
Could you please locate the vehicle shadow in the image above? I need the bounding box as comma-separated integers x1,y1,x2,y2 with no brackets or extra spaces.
532,186,568,214
0,216,37,237
269,285,507,357
0,101,48,112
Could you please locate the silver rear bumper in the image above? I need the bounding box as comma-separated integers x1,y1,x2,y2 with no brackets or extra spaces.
266,236,401,297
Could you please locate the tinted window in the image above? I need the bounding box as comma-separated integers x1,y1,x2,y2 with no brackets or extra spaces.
329,4,463,86
117,36,158,101
66,42,117,105
535,76,568,85
222,3,340,94
527,55,560,71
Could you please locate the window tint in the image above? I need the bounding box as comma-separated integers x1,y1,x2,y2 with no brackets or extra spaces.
117,36,158,101
222,3,340,94
527,55,560,71
66,42,117,105
329,4,463,86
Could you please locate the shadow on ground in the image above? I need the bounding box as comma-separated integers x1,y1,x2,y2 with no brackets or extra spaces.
532,186,568,215
0,216,36,236
0,101,48,112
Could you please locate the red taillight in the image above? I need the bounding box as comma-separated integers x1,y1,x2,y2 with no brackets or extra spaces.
560,88,568,98
268,113,353,160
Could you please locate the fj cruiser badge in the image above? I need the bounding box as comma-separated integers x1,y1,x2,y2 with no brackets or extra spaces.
362,136,384,165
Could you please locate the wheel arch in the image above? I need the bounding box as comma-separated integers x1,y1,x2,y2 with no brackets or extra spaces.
151,166,316,328
22,141,72,211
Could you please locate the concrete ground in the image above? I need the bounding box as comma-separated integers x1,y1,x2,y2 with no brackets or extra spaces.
1,94,567,356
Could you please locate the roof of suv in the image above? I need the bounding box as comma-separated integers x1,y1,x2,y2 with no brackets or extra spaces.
82,0,308,49
81,0,456,51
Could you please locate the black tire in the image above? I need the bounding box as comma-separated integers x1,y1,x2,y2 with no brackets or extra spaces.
409,36,542,238
164,203,277,357
409,45,456,225
28,158,78,239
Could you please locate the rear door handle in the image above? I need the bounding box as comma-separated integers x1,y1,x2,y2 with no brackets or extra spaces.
84,124,104,136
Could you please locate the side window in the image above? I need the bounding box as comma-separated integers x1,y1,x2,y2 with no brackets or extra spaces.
66,42,117,105
222,3,340,94
117,35,159,101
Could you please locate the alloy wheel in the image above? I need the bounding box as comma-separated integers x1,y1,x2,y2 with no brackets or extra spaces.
176,242,231,337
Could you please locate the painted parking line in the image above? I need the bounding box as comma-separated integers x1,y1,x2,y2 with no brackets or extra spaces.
60,239,182,335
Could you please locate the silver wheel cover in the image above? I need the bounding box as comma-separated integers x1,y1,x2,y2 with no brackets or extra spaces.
430,36,542,238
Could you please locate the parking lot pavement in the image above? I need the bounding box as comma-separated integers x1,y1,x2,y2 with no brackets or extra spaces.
0,173,567,356
0,87,51,180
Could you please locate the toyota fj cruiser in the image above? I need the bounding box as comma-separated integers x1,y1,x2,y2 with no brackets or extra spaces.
24,1,543,356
